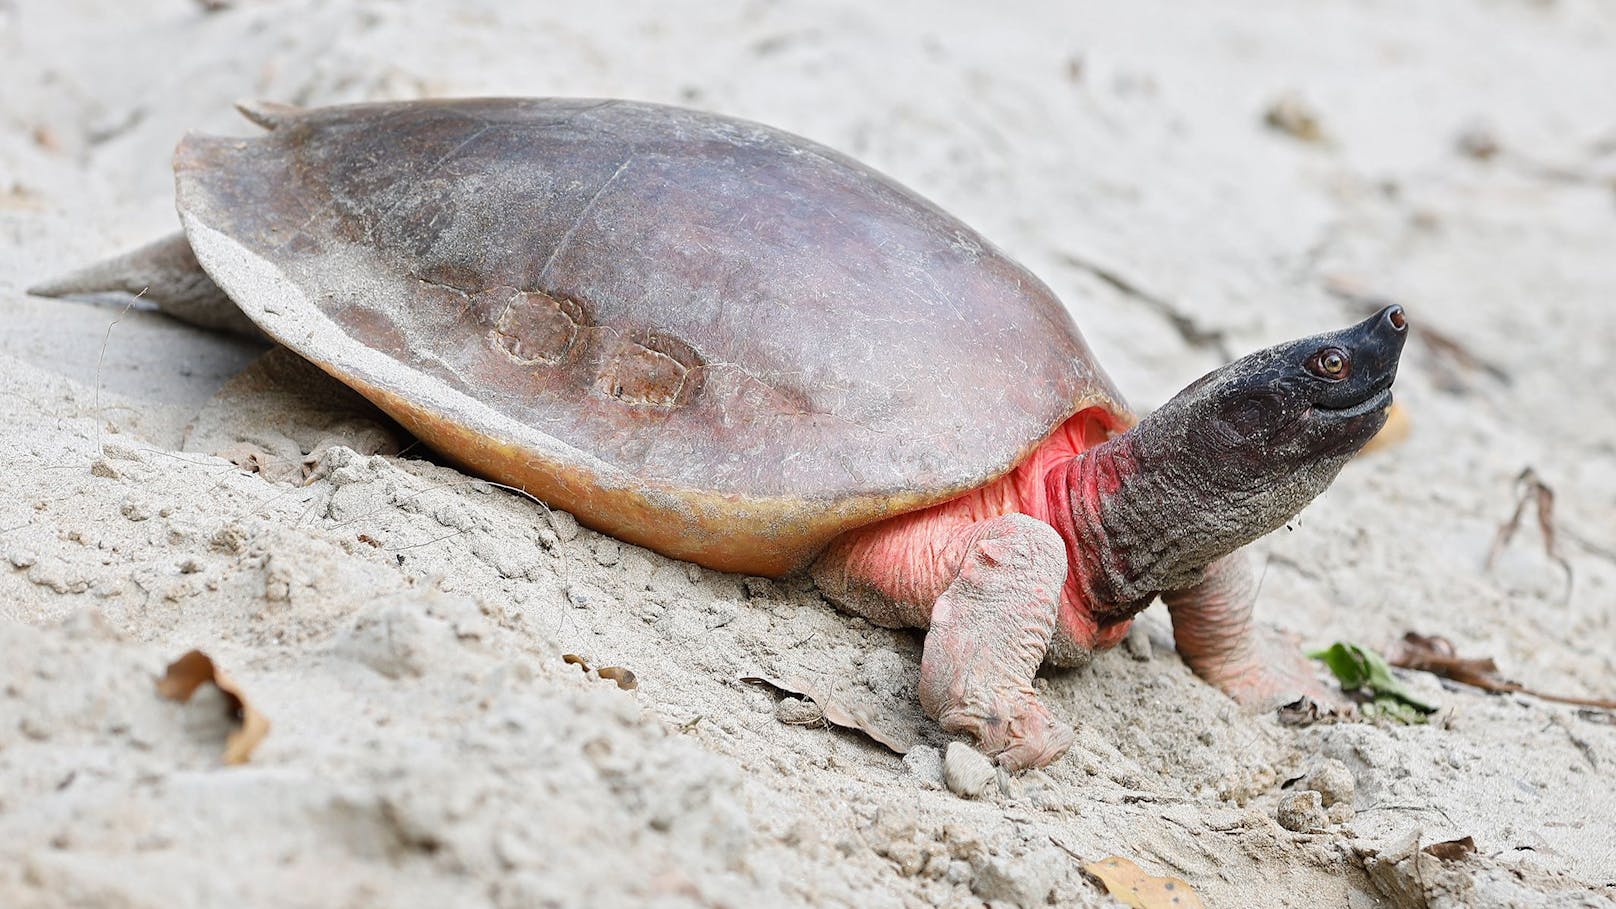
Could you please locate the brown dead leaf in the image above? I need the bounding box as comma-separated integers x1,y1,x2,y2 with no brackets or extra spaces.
1486,467,1573,597
156,650,269,764
740,674,913,754
1082,855,1205,908
1389,632,1616,710
1423,836,1477,862
597,666,638,690
564,654,638,690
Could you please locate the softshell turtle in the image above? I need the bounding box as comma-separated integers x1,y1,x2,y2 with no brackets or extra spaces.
34,98,1407,769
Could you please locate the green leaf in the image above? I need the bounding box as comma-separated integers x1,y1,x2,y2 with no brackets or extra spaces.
1308,642,1438,722
1308,642,1372,689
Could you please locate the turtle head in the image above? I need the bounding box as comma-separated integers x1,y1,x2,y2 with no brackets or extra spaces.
1075,305,1407,602
1174,303,1407,473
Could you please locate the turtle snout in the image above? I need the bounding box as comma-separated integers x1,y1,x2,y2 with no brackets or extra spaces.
1344,303,1409,375
1381,304,1407,334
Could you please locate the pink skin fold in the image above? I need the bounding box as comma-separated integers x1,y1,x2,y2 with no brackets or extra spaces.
811,407,1332,771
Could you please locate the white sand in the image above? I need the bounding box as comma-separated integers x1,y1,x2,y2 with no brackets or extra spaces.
2,1,1614,906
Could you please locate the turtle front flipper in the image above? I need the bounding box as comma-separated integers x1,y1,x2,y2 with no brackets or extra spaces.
814,512,1075,771
29,232,264,339
1162,551,1340,709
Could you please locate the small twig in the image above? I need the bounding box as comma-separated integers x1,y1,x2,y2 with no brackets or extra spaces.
1049,835,1085,863
1485,467,1573,600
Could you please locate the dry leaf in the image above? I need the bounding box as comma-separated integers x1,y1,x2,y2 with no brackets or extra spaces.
563,654,638,690
156,649,269,764
1082,855,1205,908
1389,632,1616,710
1486,467,1573,597
1423,836,1477,862
740,674,913,754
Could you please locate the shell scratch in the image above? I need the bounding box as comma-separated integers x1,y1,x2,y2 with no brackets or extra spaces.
536,154,635,285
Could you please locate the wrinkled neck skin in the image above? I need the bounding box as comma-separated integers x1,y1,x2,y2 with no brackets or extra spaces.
1045,303,1405,627
1049,397,1353,623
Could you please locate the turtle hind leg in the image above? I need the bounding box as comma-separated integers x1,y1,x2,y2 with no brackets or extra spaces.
813,511,1075,771
28,232,264,339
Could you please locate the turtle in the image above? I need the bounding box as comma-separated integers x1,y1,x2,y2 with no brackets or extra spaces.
32,98,1407,770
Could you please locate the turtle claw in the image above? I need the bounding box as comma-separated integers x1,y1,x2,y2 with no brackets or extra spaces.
932,689,1075,771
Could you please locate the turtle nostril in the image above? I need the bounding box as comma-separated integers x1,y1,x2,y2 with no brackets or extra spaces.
1385,304,1407,332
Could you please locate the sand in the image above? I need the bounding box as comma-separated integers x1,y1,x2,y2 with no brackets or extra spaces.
2,1,1614,906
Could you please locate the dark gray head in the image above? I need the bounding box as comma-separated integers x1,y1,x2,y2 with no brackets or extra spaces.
1169,303,1407,468
1097,305,1408,597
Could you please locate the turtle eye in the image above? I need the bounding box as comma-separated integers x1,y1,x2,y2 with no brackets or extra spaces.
1308,347,1351,380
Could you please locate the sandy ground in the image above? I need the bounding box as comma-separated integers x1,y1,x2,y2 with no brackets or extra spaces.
3,1,1615,906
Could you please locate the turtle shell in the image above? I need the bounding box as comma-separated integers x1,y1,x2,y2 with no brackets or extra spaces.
175,98,1129,575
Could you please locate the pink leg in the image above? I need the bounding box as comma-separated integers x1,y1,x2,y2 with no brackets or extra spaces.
813,513,1074,770
1162,551,1337,708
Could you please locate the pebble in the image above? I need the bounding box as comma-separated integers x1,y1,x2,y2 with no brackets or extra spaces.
943,741,996,799
901,744,943,789
884,840,925,877
1304,758,1356,807
1276,790,1328,833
